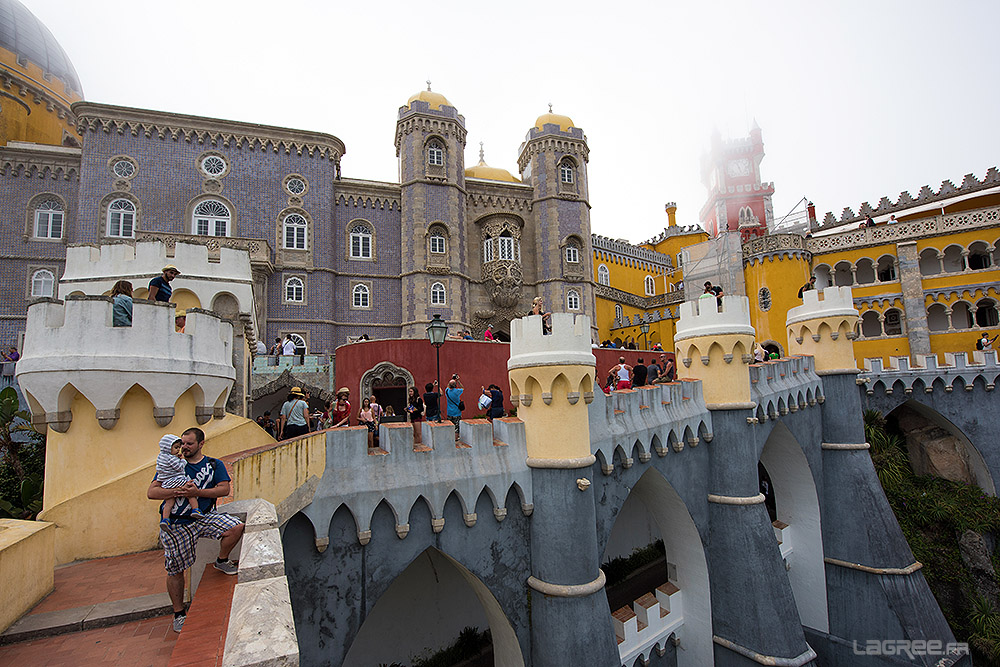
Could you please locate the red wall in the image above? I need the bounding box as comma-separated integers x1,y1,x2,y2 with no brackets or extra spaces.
333,340,675,416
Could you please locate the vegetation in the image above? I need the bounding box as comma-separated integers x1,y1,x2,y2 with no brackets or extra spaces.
411,627,491,667
601,539,665,587
0,386,45,519
865,409,1000,664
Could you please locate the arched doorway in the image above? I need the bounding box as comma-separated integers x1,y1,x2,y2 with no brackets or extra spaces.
342,546,525,667
758,422,828,632
360,362,414,416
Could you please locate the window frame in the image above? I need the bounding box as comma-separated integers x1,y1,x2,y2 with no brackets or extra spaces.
283,213,308,250
349,223,374,260
427,142,444,167
30,269,55,298
430,281,447,306
191,199,231,238
107,198,136,238
352,283,371,309
483,237,494,263
566,245,580,264
567,289,580,311
498,234,516,261
559,160,575,184
284,276,304,303
33,200,64,239
598,264,610,286
430,233,446,255
644,275,655,296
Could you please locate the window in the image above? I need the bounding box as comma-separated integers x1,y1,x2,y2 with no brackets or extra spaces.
428,141,444,166
107,199,135,238
350,223,373,259
34,200,64,239
285,177,306,196
31,269,55,298
976,299,999,327
758,287,772,311
430,233,446,254
559,160,574,184
287,333,306,354
615,304,623,321
566,245,580,263
283,213,307,250
598,264,610,286
112,159,135,179
644,275,655,296
567,290,580,311
352,284,370,308
200,154,227,177
430,282,446,305
483,238,494,262
884,309,903,336
192,200,230,237
285,277,304,303
498,233,516,261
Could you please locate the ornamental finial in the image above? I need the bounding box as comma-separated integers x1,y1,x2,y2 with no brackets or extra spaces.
479,141,485,162
426,79,432,91
548,102,553,113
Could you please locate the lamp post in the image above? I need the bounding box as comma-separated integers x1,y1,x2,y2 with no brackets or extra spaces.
639,321,650,350
426,314,448,391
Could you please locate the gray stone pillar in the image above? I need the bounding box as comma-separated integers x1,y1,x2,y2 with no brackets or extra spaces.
896,241,932,361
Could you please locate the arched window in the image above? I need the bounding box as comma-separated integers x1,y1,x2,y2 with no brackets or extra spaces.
927,304,949,331
287,333,306,354
352,283,370,308
350,223,373,259
968,242,993,270
192,200,230,237
952,301,973,329
427,141,444,167
565,244,580,264
429,232,446,254
854,258,876,285
34,199,64,239
644,275,655,296
483,237,494,263
860,311,882,338
284,277,304,303
107,199,135,238
876,255,897,282
919,248,941,276
597,264,610,285
498,232,517,261
976,299,999,327
283,213,307,250
31,269,55,298
559,159,575,184
567,289,580,311
430,282,446,306
614,304,623,321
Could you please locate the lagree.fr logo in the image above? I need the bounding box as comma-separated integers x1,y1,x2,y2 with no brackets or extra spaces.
852,640,969,658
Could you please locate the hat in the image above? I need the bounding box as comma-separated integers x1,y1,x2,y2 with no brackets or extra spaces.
337,387,350,397
162,264,180,274
158,434,181,453
290,386,305,396
175,309,187,318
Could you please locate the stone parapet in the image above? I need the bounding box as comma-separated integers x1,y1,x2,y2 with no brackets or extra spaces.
860,351,999,396
674,295,754,341
674,296,756,408
508,313,595,370
749,356,825,421
16,296,234,431
786,287,860,374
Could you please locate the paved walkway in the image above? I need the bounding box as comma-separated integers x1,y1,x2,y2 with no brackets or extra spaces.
31,550,166,614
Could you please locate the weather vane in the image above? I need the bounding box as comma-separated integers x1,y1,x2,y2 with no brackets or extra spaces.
426,80,432,91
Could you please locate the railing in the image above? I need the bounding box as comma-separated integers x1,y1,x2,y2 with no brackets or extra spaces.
596,283,685,312
742,233,810,259
252,354,332,372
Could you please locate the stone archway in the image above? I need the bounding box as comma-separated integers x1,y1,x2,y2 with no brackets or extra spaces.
360,362,415,416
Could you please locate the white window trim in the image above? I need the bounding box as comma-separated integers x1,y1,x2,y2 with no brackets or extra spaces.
350,224,373,260
31,269,55,298
566,245,580,264
284,276,304,303
428,143,444,166
567,290,580,311
560,161,574,184
34,202,64,239
483,238,494,263
283,213,308,250
598,264,610,286
352,283,371,309
499,235,516,261
191,200,231,237
107,199,136,238
644,275,655,296
430,281,447,306
430,234,446,254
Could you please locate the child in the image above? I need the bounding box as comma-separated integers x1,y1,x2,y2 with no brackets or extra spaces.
156,434,203,526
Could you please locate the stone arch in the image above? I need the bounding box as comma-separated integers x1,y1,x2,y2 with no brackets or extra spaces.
211,291,240,320
919,247,942,276
360,361,415,416
759,422,828,631
170,288,201,311
601,467,712,667
342,546,525,667
887,400,995,495
854,257,876,284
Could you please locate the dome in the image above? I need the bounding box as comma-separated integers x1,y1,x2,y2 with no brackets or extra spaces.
465,158,520,183
407,88,452,111
534,111,574,132
0,0,83,96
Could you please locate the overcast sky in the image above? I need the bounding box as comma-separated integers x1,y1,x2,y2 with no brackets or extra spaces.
26,0,1000,244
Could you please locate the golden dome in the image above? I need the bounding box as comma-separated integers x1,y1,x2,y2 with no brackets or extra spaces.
407,87,453,111
534,110,575,132
465,158,520,183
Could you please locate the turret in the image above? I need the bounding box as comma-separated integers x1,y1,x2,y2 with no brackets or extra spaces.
673,295,756,408
785,286,860,373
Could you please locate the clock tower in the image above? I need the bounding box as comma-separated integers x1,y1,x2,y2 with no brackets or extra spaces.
698,122,774,241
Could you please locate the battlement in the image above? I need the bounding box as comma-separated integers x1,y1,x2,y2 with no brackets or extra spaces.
749,356,824,421
16,296,235,430
509,313,595,370
674,296,754,341
786,287,858,327
861,351,999,395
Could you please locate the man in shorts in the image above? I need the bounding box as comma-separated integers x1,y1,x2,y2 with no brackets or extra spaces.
147,427,244,633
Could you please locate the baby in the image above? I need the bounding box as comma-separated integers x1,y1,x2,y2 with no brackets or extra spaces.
156,434,203,526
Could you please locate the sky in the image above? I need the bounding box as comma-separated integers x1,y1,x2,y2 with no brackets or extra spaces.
25,0,1000,245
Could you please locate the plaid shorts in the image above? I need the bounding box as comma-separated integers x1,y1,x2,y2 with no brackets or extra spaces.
159,512,242,576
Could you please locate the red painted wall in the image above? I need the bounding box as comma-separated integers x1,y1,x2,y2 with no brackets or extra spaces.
333,340,675,416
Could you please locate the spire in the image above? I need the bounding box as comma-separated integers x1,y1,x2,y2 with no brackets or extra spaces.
479,141,485,163
548,102,553,113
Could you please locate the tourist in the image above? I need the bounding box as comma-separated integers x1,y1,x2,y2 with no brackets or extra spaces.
255,411,275,436
865,215,876,227
646,357,661,383
423,381,441,423
1,346,18,362
281,335,296,356
148,264,180,302
797,275,817,299
369,395,384,423
147,427,244,633
255,339,267,355
330,388,352,427
406,387,424,443
278,387,310,440
889,215,899,224
269,337,283,355
174,309,186,333
704,281,723,308
110,280,133,327
445,374,464,438
531,296,552,335
154,434,204,527
609,357,633,390
754,342,766,363
660,354,675,382
977,332,998,351
488,384,505,421
633,357,648,387
358,397,378,448
484,325,495,341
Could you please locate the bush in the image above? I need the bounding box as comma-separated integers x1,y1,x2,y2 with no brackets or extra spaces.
0,386,45,518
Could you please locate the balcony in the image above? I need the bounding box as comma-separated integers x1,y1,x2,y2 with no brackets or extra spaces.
134,231,273,274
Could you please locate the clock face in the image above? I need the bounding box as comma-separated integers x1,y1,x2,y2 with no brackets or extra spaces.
726,158,751,178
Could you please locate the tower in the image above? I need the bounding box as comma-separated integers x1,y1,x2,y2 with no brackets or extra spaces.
699,123,774,242
785,286,859,373
517,107,595,327
742,233,813,353
395,84,468,337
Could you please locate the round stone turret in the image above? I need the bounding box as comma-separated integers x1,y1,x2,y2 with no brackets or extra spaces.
674,295,756,409
508,313,595,463
786,286,860,374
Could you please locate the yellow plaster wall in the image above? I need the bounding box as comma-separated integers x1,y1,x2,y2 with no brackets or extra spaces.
593,250,675,296
228,432,326,510
744,255,810,350
0,519,54,632
508,365,593,460
787,317,859,372
673,333,753,406
37,385,274,564
0,46,82,147
921,271,1000,292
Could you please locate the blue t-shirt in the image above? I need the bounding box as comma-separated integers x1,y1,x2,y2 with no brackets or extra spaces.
445,387,463,417
149,275,172,302
157,456,231,524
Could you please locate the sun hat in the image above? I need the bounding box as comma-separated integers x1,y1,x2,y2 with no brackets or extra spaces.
290,386,305,396
337,387,350,397
175,309,186,318
162,264,180,274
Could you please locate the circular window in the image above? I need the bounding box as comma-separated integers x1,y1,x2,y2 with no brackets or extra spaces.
286,177,306,195
200,155,227,177
112,159,135,179
758,287,772,311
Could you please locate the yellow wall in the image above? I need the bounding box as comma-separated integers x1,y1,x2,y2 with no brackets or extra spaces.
38,386,274,564
228,432,327,518
509,365,594,460
0,46,82,147
0,519,54,632
744,254,811,351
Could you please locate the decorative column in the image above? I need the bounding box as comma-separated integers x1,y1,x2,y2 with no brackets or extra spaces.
508,313,618,667
678,296,817,665
896,241,932,361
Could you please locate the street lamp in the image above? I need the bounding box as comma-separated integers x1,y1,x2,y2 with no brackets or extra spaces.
639,321,650,350
426,314,448,391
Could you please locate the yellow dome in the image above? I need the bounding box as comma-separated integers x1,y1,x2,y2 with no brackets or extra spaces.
465,159,520,183
534,112,575,132
407,89,453,111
